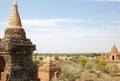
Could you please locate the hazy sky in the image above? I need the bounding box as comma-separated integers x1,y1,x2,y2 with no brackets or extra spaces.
0,0,120,53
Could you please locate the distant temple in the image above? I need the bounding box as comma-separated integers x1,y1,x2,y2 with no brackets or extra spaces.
0,1,39,81
38,59,61,81
96,45,120,63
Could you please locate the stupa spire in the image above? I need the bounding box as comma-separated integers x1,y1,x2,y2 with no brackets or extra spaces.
111,45,118,53
14,0,17,5
8,0,22,28
4,0,26,39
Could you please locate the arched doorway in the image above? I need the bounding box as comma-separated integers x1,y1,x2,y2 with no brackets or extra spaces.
0,56,5,80
112,55,115,60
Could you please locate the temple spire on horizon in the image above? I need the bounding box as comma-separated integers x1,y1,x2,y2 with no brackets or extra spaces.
111,45,118,53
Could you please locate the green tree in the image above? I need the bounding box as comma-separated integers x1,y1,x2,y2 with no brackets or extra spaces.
33,60,40,65
71,55,79,63
79,57,88,68
96,60,107,71
85,61,93,69
39,57,43,60
54,55,59,60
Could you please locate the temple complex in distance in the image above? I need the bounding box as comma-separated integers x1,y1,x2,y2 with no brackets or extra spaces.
96,45,120,63
0,1,40,81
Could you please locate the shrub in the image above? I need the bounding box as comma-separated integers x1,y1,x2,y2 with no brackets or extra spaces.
96,60,107,72
79,57,88,68
54,55,59,60
39,57,43,60
33,60,40,65
71,55,79,63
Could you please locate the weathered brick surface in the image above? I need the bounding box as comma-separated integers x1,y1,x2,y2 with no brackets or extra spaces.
0,1,40,81
38,60,61,81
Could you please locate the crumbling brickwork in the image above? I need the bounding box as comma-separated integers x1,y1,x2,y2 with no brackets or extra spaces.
0,1,40,81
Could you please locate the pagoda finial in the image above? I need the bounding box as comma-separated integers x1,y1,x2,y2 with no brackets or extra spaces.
14,0,17,5
111,45,118,53
7,0,22,28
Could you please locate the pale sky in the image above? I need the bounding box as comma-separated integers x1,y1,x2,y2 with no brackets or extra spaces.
0,0,120,53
